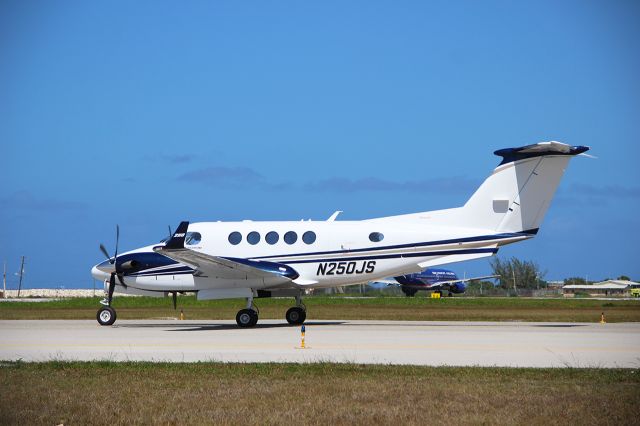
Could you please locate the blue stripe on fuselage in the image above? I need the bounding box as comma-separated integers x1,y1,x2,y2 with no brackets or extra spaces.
249,231,527,262
281,248,497,264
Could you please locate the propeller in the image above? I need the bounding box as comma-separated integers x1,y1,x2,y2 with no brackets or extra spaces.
99,225,126,305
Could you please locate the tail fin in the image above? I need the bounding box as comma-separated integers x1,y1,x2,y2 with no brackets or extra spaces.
461,141,589,234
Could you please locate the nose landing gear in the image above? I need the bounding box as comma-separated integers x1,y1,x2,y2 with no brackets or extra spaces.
97,277,118,326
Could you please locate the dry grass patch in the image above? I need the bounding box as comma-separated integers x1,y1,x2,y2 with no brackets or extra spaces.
1,362,638,425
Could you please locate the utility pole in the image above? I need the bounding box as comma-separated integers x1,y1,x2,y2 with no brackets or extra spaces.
511,264,517,295
2,261,6,298
17,256,25,298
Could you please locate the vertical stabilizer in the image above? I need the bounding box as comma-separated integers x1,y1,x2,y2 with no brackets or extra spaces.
461,142,588,233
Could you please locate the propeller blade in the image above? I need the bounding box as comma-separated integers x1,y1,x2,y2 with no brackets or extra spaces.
172,292,177,310
114,225,120,261
117,273,127,288
99,244,111,261
108,273,116,305
168,225,172,240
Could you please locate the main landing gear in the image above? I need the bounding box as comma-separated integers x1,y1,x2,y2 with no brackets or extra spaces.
285,293,306,325
234,291,307,328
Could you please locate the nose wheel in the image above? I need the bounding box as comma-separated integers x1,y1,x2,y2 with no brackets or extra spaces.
97,306,117,326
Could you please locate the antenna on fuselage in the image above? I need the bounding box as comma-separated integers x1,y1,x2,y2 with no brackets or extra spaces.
327,211,343,222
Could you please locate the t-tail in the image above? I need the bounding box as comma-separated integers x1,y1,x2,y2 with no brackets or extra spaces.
374,141,589,240
460,141,588,234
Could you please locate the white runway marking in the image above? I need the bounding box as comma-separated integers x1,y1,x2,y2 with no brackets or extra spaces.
1,320,638,367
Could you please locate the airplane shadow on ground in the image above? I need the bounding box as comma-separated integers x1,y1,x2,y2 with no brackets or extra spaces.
114,321,346,332
112,321,586,332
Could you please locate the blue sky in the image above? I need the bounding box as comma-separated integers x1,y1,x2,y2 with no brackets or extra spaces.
1,1,639,288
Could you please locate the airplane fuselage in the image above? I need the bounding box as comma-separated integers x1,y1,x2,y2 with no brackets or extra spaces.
92,220,530,293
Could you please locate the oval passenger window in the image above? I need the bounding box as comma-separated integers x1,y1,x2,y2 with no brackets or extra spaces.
247,231,260,245
302,231,316,244
266,231,279,245
228,232,242,245
284,231,297,245
369,232,384,242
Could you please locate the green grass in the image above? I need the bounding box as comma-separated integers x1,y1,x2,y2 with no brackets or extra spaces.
1,361,638,425
1,296,639,322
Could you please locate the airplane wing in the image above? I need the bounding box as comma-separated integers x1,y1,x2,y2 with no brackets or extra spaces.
371,275,498,288
153,222,300,285
369,278,401,286
422,275,499,288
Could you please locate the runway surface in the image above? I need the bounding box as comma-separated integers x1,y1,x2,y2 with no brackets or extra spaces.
1,320,638,367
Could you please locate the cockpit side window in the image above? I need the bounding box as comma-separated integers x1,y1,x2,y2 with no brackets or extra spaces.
185,232,202,245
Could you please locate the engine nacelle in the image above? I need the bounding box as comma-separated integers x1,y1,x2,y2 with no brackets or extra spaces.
450,283,467,294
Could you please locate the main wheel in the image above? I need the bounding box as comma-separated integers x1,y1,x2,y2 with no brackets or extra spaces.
286,307,306,325
401,287,418,297
97,306,117,326
236,309,258,327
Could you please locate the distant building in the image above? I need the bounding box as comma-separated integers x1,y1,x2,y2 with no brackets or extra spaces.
563,280,639,297
546,280,565,290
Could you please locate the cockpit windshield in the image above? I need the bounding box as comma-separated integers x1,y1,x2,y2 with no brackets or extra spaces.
185,232,202,245
159,231,202,245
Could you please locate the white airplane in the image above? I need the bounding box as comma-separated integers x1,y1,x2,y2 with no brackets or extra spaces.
91,141,589,327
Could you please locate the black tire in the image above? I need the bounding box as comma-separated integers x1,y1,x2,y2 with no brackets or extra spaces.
236,309,258,328
286,307,306,325
401,286,418,297
97,306,117,326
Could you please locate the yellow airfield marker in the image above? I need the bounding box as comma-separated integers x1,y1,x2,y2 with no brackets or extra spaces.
600,312,606,324
295,324,310,349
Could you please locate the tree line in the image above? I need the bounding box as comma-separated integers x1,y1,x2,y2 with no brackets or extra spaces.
487,257,634,290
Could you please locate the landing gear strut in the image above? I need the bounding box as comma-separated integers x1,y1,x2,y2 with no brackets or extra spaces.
285,292,307,325
236,294,259,327
97,279,117,326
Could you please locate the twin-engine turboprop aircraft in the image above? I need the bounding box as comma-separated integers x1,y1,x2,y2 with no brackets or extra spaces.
91,141,589,327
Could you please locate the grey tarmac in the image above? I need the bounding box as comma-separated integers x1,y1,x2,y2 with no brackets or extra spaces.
1,320,638,368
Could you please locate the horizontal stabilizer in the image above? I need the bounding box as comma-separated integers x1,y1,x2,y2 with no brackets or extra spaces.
494,141,589,166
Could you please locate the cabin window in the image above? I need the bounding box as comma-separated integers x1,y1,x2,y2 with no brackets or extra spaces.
185,232,202,245
266,231,279,245
369,232,384,242
302,231,316,244
284,231,298,245
247,231,260,245
228,232,242,245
